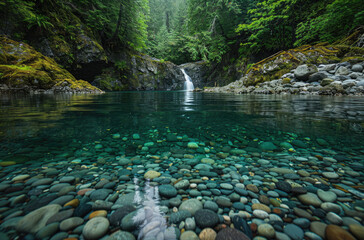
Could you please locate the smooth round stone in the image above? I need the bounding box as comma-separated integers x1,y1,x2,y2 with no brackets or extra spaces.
215,196,232,207
204,201,219,212
174,180,190,189
169,210,191,224
194,209,219,228
12,174,30,182
275,181,292,193
233,202,245,210
253,210,269,219
216,227,250,240
108,230,136,240
190,190,201,197
267,191,279,198
317,189,337,202
258,159,270,165
187,142,199,149
90,210,108,219
46,209,74,224
169,197,182,207
252,203,271,213
293,218,310,229
82,217,109,240
269,214,282,222
159,185,177,198
90,189,111,201
326,212,343,225
284,224,304,240
144,170,161,180
220,183,233,190
201,158,215,164
60,217,84,231
270,168,295,174
179,199,203,215
16,204,62,233
35,222,59,239
298,193,322,207
258,223,275,238
199,228,217,240
118,158,131,166
342,217,361,227
322,172,339,179
349,224,364,240
181,230,199,240
59,176,75,183
74,204,92,218
185,217,196,230
310,221,327,239
297,170,310,177
325,224,355,240
275,232,291,240
305,231,323,240
31,178,53,187
321,202,342,214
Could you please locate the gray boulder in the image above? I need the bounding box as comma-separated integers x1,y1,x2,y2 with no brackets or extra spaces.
294,64,318,81
352,64,363,72
335,66,350,75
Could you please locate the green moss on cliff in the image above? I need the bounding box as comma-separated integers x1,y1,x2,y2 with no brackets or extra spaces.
0,36,102,92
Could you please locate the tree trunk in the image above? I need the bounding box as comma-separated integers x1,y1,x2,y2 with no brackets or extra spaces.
110,3,123,41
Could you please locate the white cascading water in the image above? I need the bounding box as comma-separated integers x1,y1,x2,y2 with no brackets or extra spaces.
181,69,194,91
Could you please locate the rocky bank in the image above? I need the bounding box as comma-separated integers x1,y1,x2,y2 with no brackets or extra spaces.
205,32,364,95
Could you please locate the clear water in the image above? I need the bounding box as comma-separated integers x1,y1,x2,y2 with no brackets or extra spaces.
1,92,364,163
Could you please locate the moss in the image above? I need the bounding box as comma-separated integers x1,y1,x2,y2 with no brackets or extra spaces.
282,78,291,84
0,35,102,92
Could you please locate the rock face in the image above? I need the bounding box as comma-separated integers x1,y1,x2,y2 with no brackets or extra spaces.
180,61,210,88
92,51,185,91
0,36,103,93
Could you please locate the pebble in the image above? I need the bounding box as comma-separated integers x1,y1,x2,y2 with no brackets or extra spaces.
322,172,339,179
317,189,337,202
179,199,203,215
298,193,322,207
60,217,84,231
284,224,304,240
216,227,251,240
325,224,355,240
82,217,110,240
181,230,199,240
349,224,364,240
194,209,219,228
16,204,61,233
310,221,327,239
253,209,269,219
199,228,217,240
258,223,275,238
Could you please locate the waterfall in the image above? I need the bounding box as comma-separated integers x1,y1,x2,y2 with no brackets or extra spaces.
181,69,194,91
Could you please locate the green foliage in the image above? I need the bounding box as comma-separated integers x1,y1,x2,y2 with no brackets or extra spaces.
114,60,128,71
295,0,364,45
25,14,54,30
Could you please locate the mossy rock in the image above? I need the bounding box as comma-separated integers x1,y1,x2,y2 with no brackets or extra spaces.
0,35,102,93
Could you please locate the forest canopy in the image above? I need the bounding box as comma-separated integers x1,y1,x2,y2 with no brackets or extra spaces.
1,0,363,64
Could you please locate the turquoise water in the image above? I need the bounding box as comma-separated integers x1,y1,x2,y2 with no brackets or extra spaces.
1,92,364,239
1,92,364,163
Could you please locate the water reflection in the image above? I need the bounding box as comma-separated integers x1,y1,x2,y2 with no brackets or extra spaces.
183,90,195,111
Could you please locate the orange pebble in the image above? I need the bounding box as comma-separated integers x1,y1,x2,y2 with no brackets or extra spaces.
77,188,93,196
64,199,80,208
89,210,107,219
